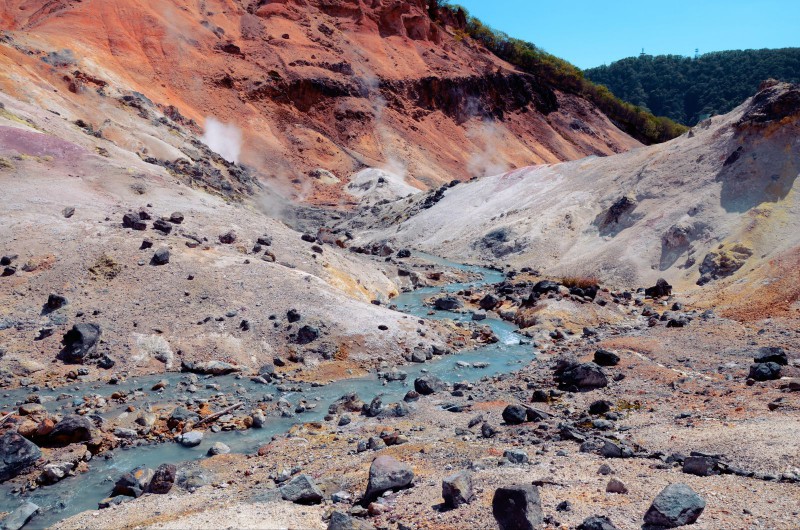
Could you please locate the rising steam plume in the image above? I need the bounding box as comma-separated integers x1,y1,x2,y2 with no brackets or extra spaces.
201,117,242,164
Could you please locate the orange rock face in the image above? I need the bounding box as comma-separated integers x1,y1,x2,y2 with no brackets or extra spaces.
0,0,639,204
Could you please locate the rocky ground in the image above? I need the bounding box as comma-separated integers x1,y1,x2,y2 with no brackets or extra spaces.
3,265,797,530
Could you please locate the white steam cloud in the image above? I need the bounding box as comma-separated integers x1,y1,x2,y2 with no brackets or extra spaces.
201,117,242,164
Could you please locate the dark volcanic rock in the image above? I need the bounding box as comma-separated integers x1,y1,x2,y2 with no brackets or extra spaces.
442,470,474,509
414,375,446,395
152,218,172,234
559,362,608,390
645,278,672,298
219,230,237,244
644,483,705,528
280,474,324,504
749,362,781,381
113,466,155,498
0,432,42,482
502,404,527,425
151,247,170,265
363,455,414,502
593,349,620,367
60,323,101,363
492,484,543,530
577,515,619,530
122,213,146,230
480,293,500,310
327,511,376,530
47,414,94,446
296,325,320,344
434,296,462,311
46,293,68,311
754,347,788,365
146,463,177,494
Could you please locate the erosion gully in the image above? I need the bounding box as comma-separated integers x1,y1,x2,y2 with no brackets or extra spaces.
0,252,534,528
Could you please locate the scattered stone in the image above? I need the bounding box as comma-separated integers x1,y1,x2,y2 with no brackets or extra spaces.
492,484,543,530
296,325,320,344
1,501,39,530
414,375,446,395
442,470,474,509
558,361,608,390
327,511,376,530
644,483,705,528
48,414,94,446
434,296,462,311
46,293,68,310
140,238,153,250
594,349,620,367
645,278,672,298
280,474,324,504
502,404,527,425
152,218,172,234
113,466,154,498
749,362,781,381
62,206,75,218
683,455,719,477
754,347,788,365
480,293,500,310
606,478,628,494
122,213,146,230
0,433,42,482
219,230,237,244
61,323,101,363
151,247,170,265
177,431,203,447
504,449,529,464
147,463,177,494
207,442,230,456
577,515,619,530
169,212,184,224
364,455,414,502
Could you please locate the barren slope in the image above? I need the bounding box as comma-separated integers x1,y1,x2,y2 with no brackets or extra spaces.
0,0,639,206
356,82,800,316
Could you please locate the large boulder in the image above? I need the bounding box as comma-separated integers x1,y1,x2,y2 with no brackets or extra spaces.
146,463,177,494
60,323,101,363
479,293,501,310
645,278,672,298
363,455,414,502
502,404,527,425
414,375,446,395
0,501,40,530
327,511,376,530
442,470,474,508
434,296,462,311
643,483,705,528
177,431,203,447
0,432,41,482
749,362,781,381
47,415,94,446
754,347,788,365
280,474,324,504
492,484,543,530
113,466,155,498
558,362,608,390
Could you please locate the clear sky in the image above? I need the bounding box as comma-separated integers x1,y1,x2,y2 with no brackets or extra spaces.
451,0,800,69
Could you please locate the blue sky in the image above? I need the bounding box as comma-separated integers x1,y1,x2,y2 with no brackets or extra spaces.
451,0,800,69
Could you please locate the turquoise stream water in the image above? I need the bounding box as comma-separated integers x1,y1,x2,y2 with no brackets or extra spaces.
0,253,532,528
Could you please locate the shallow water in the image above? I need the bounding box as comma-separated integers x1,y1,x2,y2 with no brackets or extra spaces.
0,253,531,528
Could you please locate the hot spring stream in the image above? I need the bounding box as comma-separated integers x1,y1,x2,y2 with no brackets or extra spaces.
0,252,535,528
